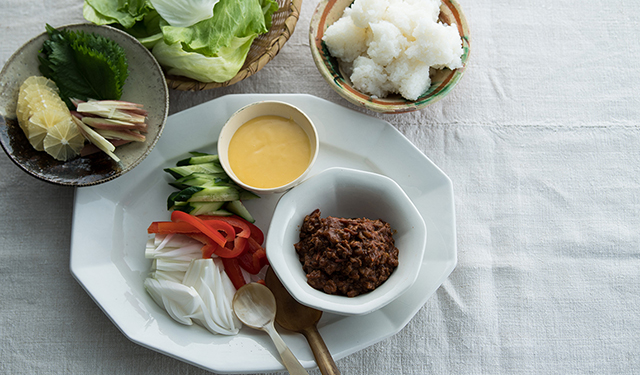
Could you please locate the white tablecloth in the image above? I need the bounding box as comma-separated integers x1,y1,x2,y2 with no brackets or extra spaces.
1,0,639,374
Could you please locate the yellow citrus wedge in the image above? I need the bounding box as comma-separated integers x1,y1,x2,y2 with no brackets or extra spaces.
43,117,85,161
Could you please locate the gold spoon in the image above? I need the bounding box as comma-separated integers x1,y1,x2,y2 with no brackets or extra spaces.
232,282,310,375
266,268,341,375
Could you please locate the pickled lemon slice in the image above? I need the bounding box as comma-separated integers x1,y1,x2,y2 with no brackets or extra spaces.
27,106,75,151
16,76,85,160
16,76,60,134
43,117,85,161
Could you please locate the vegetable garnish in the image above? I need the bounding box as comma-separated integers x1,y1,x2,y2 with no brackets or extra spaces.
237,237,268,275
144,151,268,333
200,214,251,249
164,152,259,222
39,24,128,109
72,99,149,162
169,211,229,249
15,76,148,162
220,258,247,291
147,213,268,287
148,213,266,263
144,246,242,335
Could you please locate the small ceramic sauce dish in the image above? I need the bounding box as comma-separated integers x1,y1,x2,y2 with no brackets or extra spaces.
217,101,319,194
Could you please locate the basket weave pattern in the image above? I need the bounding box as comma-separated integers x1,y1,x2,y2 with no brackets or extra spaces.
166,0,302,91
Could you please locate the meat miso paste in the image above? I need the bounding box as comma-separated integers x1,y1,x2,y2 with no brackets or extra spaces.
294,209,399,297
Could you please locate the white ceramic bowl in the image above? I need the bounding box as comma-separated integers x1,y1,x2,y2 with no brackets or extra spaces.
217,100,319,194
266,167,427,315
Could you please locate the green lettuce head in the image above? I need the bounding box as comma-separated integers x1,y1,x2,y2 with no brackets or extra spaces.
83,0,279,83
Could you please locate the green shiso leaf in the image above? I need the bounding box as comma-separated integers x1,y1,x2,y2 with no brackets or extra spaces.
38,24,129,108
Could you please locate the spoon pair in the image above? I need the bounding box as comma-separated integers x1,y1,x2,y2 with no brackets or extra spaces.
232,268,340,375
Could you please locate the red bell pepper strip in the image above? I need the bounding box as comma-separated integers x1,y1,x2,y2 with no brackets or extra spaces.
221,257,246,290
148,221,214,234
236,237,269,274
149,218,251,244
148,218,242,257
197,215,251,255
170,211,229,248
147,221,162,233
195,215,269,273
232,237,248,259
251,239,268,268
189,233,247,259
188,233,217,258
197,214,263,244
149,213,266,265
148,216,232,243
197,215,250,238
245,220,264,246
236,252,259,274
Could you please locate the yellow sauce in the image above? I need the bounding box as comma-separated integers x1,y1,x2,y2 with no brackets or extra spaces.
228,115,311,189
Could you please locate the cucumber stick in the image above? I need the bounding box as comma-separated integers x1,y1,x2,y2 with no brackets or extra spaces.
225,200,253,222
164,162,225,179
164,152,257,222
176,153,220,166
189,186,240,202
172,202,232,216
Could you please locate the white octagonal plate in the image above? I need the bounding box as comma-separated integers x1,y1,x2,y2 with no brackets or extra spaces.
70,94,457,374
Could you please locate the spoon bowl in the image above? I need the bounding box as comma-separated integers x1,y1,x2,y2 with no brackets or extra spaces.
232,283,277,329
232,283,310,375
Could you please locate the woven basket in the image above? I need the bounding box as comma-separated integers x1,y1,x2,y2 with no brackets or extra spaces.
166,0,302,91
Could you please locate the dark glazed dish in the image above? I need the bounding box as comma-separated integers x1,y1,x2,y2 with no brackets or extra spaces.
0,24,168,186
294,209,399,297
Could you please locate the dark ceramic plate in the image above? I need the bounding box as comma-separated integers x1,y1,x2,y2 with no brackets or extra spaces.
0,24,168,186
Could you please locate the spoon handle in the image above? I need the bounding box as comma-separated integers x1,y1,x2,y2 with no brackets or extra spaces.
302,326,341,375
264,322,310,375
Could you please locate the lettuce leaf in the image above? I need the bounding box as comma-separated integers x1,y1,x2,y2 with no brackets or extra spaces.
261,0,279,30
161,0,274,57
38,24,128,108
84,1,163,48
149,0,220,28
152,35,255,82
119,10,164,48
83,0,152,29
82,0,278,83
153,0,278,82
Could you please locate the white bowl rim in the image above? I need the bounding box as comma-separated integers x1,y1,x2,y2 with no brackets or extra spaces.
266,166,428,315
217,100,319,194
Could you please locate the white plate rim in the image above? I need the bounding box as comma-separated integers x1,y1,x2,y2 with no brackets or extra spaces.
70,93,457,374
